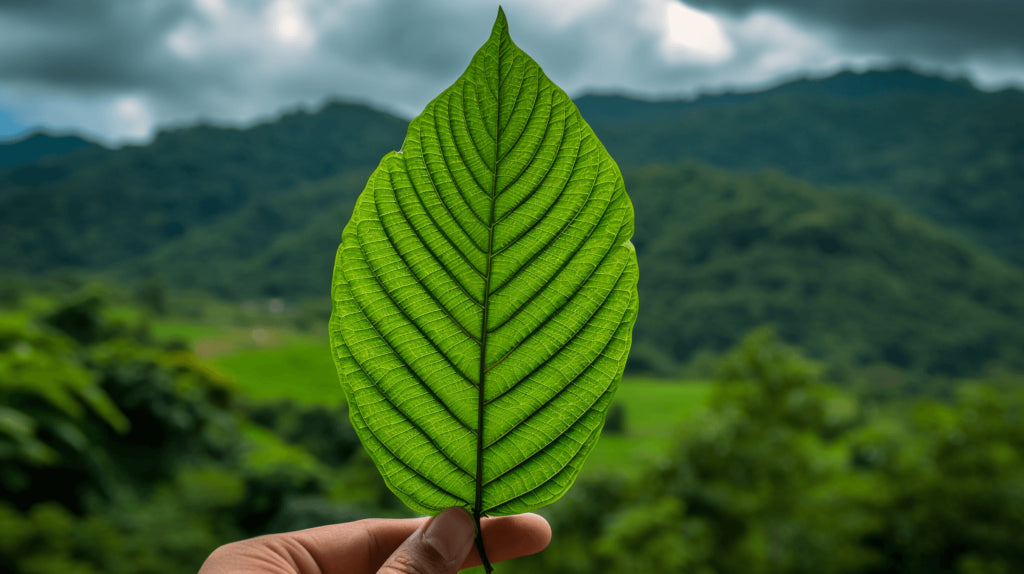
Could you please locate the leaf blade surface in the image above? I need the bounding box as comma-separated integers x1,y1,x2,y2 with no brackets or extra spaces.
330,8,638,517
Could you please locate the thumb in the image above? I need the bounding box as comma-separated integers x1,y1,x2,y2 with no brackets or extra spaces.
378,508,476,574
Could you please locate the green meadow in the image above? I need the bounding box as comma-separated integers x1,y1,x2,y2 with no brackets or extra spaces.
586,378,711,473
208,331,343,405
156,320,712,477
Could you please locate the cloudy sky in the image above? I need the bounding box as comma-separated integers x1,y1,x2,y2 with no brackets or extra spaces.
1,0,1021,143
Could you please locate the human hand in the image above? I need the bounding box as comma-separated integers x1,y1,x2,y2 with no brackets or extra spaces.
198,507,551,574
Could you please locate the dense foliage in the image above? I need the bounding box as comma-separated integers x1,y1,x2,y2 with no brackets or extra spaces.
578,69,1024,266
2,293,1020,573
109,160,1024,380
627,162,1024,378
0,103,405,271
131,171,370,300
2,70,1023,382
0,291,398,574
515,330,1024,574
0,132,98,170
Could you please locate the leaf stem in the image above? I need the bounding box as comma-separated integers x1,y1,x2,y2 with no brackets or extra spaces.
473,512,494,573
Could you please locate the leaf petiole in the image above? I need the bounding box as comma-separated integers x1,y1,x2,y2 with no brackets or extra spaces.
473,513,494,573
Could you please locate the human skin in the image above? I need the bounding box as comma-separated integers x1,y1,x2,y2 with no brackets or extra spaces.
198,508,551,574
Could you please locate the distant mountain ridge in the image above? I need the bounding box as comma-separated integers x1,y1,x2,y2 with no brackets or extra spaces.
626,162,1024,377
1,69,1022,379
0,132,100,171
0,101,406,270
577,68,1024,266
121,160,1024,378
574,68,983,125
125,136,1024,377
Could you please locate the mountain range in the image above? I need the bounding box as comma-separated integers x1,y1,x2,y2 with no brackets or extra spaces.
2,68,1022,379
578,68,1024,266
0,132,99,171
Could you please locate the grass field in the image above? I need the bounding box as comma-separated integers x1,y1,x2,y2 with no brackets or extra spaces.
149,319,231,344
208,332,344,404
155,319,712,477
152,320,344,404
586,378,711,474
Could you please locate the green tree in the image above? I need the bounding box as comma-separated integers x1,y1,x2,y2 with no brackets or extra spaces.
851,386,1024,573
520,329,882,574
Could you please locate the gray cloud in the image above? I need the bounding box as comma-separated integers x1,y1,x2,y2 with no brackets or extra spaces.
0,0,1019,142
687,0,1024,61
0,1,189,91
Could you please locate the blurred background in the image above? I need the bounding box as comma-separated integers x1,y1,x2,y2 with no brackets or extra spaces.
1,1,1023,573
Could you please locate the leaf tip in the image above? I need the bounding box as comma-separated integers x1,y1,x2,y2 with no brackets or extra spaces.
492,6,509,39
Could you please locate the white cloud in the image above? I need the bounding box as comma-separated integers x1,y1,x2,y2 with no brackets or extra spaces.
195,0,229,19
660,1,734,63
266,0,316,50
113,96,153,140
517,0,610,29
731,10,838,74
166,22,203,59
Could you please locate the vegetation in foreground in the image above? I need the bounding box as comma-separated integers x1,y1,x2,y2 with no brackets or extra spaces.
521,329,1024,574
2,291,1021,574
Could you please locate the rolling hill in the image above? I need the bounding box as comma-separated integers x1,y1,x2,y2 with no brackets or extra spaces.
129,160,1024,378
626,162,1024,377
0,102,406,271
0,131,100,171
578,68,1024,266
2,69,1023,379
127,170,370,299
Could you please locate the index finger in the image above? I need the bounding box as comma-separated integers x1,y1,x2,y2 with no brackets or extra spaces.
291,512,551,573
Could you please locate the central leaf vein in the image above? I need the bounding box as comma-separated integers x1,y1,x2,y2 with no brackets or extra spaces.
474,20,505,526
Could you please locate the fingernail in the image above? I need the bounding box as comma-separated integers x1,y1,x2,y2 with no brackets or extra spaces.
423,508,475,563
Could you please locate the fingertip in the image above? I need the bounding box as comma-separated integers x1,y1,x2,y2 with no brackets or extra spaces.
423,507,476,563
512,513,552,553
459,512,552,568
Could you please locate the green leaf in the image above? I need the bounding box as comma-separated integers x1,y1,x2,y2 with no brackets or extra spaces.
330,8,638,520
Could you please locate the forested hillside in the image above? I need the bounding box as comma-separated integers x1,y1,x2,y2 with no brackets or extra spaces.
627,163,1024,377
0,132,99,170
127,171,372,299
118,160,1024,378
0,103,406,271
579,68,1024,265
3,292,1020,573
2,69,1023,379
